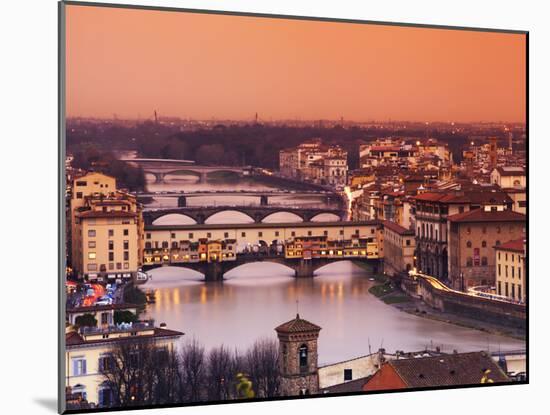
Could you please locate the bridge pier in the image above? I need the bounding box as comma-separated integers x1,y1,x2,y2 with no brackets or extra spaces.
153,172,166,183
177,196,187,207
260,195,269,206
204,261,225,282
295,259,314,278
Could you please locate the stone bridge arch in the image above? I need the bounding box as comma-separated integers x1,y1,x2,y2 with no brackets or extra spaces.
162,169,203,179
308,212,343,222
151,213,198,226
222,257,297,277
302,258,379,277
203,209,256,224
260,211,305,223
141,263,206,279
142,264,206,281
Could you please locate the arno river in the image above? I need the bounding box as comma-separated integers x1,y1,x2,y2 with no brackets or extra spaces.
142,174,525,366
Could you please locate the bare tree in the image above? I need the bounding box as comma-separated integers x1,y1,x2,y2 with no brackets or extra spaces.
205,345,239,401
180,338,206,402
102,338,181,408
149,346,181,405
101,338,156,407
101,336,281,407
244,338,280,398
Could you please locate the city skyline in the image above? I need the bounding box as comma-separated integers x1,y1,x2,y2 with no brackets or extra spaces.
67,114,526,125
62,4,527,411
66,5,526,123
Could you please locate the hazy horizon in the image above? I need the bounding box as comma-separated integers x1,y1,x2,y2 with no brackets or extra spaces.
66,114,525,125
66,5,526,123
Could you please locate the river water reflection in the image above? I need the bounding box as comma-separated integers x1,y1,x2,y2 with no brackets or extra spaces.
143,262,525,366
139,172,525,364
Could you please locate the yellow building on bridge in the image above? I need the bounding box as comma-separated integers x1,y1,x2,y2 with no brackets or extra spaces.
142,221,383,267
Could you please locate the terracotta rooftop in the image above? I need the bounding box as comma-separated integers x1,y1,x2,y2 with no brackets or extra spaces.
496,238,526,253
66,327,184,347
66,303,139,314
447,209,526,223
415,190,511,205
383,220,415,236
370,146,402,152
495,166,525,176
322,376,370,394
77,210,136,219
386,352,509,388
275,314,322,334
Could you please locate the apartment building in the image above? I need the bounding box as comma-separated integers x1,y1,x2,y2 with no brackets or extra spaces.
382,221,416,277
495,238,526,303
65,319,183,408
279,139,348,186
70,173,143,281
447,208,526,290
414,187,512,282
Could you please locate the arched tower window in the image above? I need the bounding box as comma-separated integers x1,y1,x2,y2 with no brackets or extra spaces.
299,344,308,372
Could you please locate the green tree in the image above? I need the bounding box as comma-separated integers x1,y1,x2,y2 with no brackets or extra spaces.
74,314,97,328
481,369,494,384
123,285,147,309
235,373,255,399
114,310,138,325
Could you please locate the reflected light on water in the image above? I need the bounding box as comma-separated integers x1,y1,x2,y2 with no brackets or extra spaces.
173,288,180,306
164,290,172,312
200,286,208,304
144,261,525,364
154,289,161,310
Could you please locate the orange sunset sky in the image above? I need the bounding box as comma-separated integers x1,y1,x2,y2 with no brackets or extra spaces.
65,4,526,123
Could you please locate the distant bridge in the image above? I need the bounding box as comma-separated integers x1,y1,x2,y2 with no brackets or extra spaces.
120,158,247,183
143,206,346,225
142,253,380,282
138,190,340,208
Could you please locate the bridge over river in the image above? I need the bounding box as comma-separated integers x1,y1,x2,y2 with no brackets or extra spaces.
142,253,381,282
137,190,340,207
121,158,247,183
143,206,347,225
141,220,383,281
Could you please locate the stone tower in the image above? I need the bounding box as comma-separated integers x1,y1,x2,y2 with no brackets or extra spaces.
275,314,322,396
489,136,498,168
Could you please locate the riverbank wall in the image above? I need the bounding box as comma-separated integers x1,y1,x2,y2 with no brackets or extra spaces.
398,273,526,329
